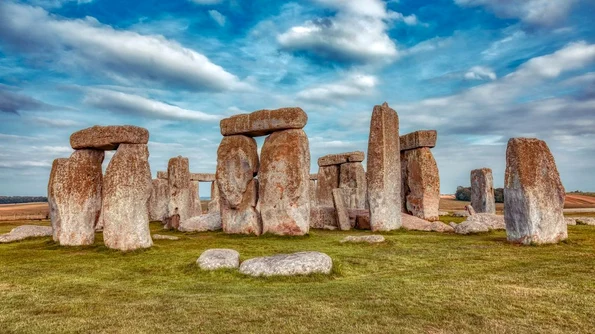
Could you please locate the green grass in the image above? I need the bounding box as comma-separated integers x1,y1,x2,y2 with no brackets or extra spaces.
1,220,595,333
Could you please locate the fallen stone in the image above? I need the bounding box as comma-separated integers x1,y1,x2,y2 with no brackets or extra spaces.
565,217,577,226
149,179,169,222
152,234,180,241
471,168,496,214
466,205,476,216
340,235,385,243
400,130,437,151
332,188,351,231
504,138,567,244
316,165,339,207
401,147,440,221
317,151,365,166
220,107,307,137
239,251,332,277
454,213,505,235
0,225,53,243
197,249,240,270
339,162,367,209
367,102,401,231
102,144,153,251
190,173,216,182
439,211,450,216
259,129,310,236
179,212,222,232
70,125,149,150
309,206,337,229
453,211,470,217
323,225,337,230
50,149,103,246
576,217,595,226
401,213,454,233
164,156,194,229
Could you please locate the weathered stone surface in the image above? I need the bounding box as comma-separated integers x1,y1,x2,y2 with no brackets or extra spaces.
316,165,339,207
309,180,317,207
239,251,332,277
102,144,153,251
216,136,258,208
309,206,337,229
471,168,496,214
197,249,240,270
191,180,202,216
317,151,365,166
350,209,371,230
259,129,310,235
453,213,505,235
152,234,179,241
50,150,103,246
339,162,367,209
156,171,168,179
332,188,351,231
401,147,440,221
504,138,567,244
70,125,149,150
465,205,476,216
179,212,222,232
576,217,595,226
340,235,385,243
309,174,318,180
190,173,216,182
367,102,401,231
149,179,169,222
220,107,307,137
165,156,194,228
401,213,454,233
0,225,53,243
208,181,220,213
453,210,470,217
565,217,577,226
400,130,437,151
220,179,261,235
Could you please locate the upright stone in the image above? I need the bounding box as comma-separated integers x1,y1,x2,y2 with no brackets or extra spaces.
102,144,153,251
149,178,169,221
216,135,260,234
191,180,202,215
208,181,220,213
401,147,440,221
259,129,310,235
309,179,317,207
504,138,567,244
471,168,496,214
49,150,103,246
332,189,351,230
366,102,401,231
165,156,193,229
316,165,339,207
339,162,367,209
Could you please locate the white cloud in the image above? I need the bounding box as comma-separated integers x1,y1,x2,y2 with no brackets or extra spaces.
464,66,497,80
27,116,83,128
208,10,226,26
0,2,247,92
297,74,377,103
455,0,579,26
83,89,223,122
278,0,399,63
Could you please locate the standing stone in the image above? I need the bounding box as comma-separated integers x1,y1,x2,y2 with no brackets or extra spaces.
259,129,310,235
165,156,193,229
401,147,440,221
102,144,153,251
471,168,496,214
332,188,351,230
366,102,401,231
504,138,567,244
149,179,169,222
316,165,339,207
309,179,317,207
191,180,202,215
339,162,367,209
49,150,103,246
216,135,260,234
208,181,220,213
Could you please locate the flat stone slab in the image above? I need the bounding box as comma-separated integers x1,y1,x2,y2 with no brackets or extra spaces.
401,213,454,233
197,249,240,270
152,234,180,241
0,225,52,243
318,151,365,166
239,251,332,277
70,125,149,150
220,107,307,137
400,130,437,151
453,213,505,235
576,217,595,226
340,235,385,243
190,173,216,182
565,218,577,226
179,213,222,232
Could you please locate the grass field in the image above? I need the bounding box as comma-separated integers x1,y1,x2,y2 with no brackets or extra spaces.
1,220,595,333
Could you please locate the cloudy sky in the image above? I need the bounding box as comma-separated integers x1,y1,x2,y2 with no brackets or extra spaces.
1,0,595,197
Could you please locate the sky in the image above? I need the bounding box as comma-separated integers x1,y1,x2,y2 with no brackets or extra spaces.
1,0,595,197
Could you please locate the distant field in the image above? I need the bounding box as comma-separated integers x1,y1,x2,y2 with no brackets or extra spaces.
440,194,595,213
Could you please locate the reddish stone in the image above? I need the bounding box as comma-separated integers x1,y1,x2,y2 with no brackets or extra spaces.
70,125,149,150
400,130,437,151
220,107,307,137
401,147,440,221
317,151,365,166
339,162,367,209
316,165,339,207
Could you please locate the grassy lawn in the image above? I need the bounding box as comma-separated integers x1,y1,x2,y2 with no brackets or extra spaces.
1,220,595,333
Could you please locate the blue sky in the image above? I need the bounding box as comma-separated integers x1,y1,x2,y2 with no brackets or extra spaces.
1,0,595,197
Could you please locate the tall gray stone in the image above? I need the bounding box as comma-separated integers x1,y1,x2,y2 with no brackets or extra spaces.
316,165,339,207
471,168,496,214
208,181,220,213
164,156,193,229
504,138,567,244
102,144,153,251
366,102,401,231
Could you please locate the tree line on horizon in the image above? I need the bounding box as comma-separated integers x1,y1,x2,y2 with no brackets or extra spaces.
0,196,48,204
